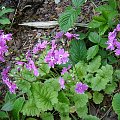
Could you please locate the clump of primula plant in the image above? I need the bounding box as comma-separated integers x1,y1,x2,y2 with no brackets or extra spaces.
1,0,120,120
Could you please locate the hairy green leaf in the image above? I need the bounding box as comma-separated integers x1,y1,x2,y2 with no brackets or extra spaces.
44,78,60,91
59,7,80,31
91,64,113,91
1,101,14,111
69,40,87,64
112,93,120,116
108,0,117,10
99,38,107,48
88,32,100,43
76,105,88,118
104,82,117,94
0,8,14,17
93,92,104,104
12,97,25,120
72,0,85,8
38,63,50,76
0,111,8,119
58,91,69,104
73,61,87,80
60,113,71,120
40,112,54,120
55,102,69,113
31,82,58,111
0,17,11,24
21,69,36,82
22,99,40,117
5,92,16,103
99,24,108,35
87,56,101,73
87,45,99,61
16,80,31,94
74,94,88,108
95,5,114,12
88,20,103,28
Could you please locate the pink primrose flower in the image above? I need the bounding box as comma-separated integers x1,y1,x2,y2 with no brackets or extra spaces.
75,82,88,94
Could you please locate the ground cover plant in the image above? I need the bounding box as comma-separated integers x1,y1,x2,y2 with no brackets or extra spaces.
0,0,120,120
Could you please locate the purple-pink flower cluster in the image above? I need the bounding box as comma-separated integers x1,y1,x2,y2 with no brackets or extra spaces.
75,82,88,94
45,40,69,68
0,30,12,62
54,31,79,40
59,77,65,89
16,40,49,76
107,24,120,55
16,51,39,77
1,66,17,93
61,65,71,75
33,41,48,54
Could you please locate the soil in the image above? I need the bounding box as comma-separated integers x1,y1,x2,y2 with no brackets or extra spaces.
0,0,118,120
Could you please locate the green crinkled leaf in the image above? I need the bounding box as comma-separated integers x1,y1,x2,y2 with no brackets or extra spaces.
84,115,100,120
12,97,25,120
40,112,54,120
0,111,8,119
104,82,117,94
108,55,118,64
87,56,101,73
1,101,14,111
99,24,108,35
69,40,87,64
62,72,73,81
88,32,100,44
44,78,60,91
114,70,120,81
93,92,104,104
108,0,117,9
76,105,88,118
37,54,50,76
5,92,16,103
21,99,40,117
112,93,120,116
21,68,36,81
58,91,69,104
99,38,107,48
84,73,93,83
78,32,86,40
95,5,114,12
60,113,71,120
88,20,103,28
31,82,58,111
91,64,113,91
87,45,99,61
72,0,85,8
93,16,106,22
55,102,69,113
0,17,11,24
74,94,88,108
0,8,14,17
59,7,80,31
73,61,87,80
38,64,50,76
16,80,31,94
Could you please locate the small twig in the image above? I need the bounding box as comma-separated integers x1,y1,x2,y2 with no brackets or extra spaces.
70,113,78,120
10,0,21,29
100,106,112,120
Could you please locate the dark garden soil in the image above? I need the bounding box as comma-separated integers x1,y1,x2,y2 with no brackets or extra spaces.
0,0,118,119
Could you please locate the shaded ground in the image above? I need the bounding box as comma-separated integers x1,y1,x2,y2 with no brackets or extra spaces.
0,0,118,120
